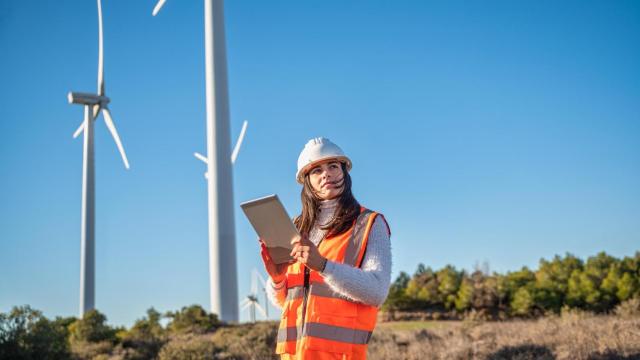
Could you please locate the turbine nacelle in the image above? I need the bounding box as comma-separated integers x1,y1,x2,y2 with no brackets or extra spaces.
68,90,130,170
68,92,110,107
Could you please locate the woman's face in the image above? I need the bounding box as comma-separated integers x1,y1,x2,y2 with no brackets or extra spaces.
308,160,345,200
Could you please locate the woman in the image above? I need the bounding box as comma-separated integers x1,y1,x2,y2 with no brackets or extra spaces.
259,137,392,360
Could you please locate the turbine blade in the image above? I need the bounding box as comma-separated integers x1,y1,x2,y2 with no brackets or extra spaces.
241,302,251,311
231,120,248,164
92,104,101,120
194,152,208,164
255,302,267,318
102,108,130,169
251,272,258,296
73,121,86,139
97,0,105,96
255,270,267,289
152,0,167,16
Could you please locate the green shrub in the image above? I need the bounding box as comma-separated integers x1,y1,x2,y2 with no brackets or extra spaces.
165,305,220,334
120,308,167,359
210,321,278,359
0,305,71,360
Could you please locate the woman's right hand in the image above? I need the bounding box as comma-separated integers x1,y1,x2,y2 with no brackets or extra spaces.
259,239,289,284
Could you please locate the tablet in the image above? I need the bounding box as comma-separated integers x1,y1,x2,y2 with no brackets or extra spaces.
240,194,300,264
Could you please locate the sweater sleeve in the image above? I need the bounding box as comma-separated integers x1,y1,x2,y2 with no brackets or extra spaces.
321,216,392,307
266,277,288,309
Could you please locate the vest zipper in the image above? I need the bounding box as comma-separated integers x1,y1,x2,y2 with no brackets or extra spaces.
300,265,311,336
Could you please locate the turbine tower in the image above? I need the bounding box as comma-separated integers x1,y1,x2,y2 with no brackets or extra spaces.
153,0,245,322
68,0,130,318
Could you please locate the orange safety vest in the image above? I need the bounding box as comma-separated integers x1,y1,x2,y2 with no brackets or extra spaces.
276,207,390,360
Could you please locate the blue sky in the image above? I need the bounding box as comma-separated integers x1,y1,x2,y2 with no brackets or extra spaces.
1,0,639,326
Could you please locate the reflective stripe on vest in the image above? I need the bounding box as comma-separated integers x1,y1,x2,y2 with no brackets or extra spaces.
277,320,373,345
343,209,374,267
285,282,363,320
309,282,352,301
286,286,304,301
303,322,373,345
277,325,301,343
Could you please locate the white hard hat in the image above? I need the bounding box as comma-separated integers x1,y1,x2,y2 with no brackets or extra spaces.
296,137,352,184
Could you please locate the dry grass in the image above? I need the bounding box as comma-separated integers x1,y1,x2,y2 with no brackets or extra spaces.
369,313,640,360
99,313,640,359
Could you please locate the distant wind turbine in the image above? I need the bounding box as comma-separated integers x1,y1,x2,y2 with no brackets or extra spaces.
68,0,130,318
254,268,269,319
152,0,246,322
240,269,267,323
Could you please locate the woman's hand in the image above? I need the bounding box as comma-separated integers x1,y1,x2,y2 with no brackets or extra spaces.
258,239,290,284
290,235,328,272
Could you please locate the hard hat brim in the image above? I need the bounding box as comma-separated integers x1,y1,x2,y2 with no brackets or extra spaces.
296,155,352,184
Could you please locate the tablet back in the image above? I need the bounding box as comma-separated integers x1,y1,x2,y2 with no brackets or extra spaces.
240,194,300,264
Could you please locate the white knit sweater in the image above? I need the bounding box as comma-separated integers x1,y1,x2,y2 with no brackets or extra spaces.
266,199,392,308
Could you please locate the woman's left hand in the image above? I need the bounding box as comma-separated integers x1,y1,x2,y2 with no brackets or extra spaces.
290,235,328,272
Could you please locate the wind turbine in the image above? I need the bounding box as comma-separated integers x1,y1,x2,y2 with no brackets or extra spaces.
240,269,267,323
152,0,246,322
254,268,269,319
68,0,130,318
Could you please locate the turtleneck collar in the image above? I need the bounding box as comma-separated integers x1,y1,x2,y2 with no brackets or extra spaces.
319,198,339,211
315,198,339,228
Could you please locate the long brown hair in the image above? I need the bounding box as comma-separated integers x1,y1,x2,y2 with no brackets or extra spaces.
294,162,361,237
